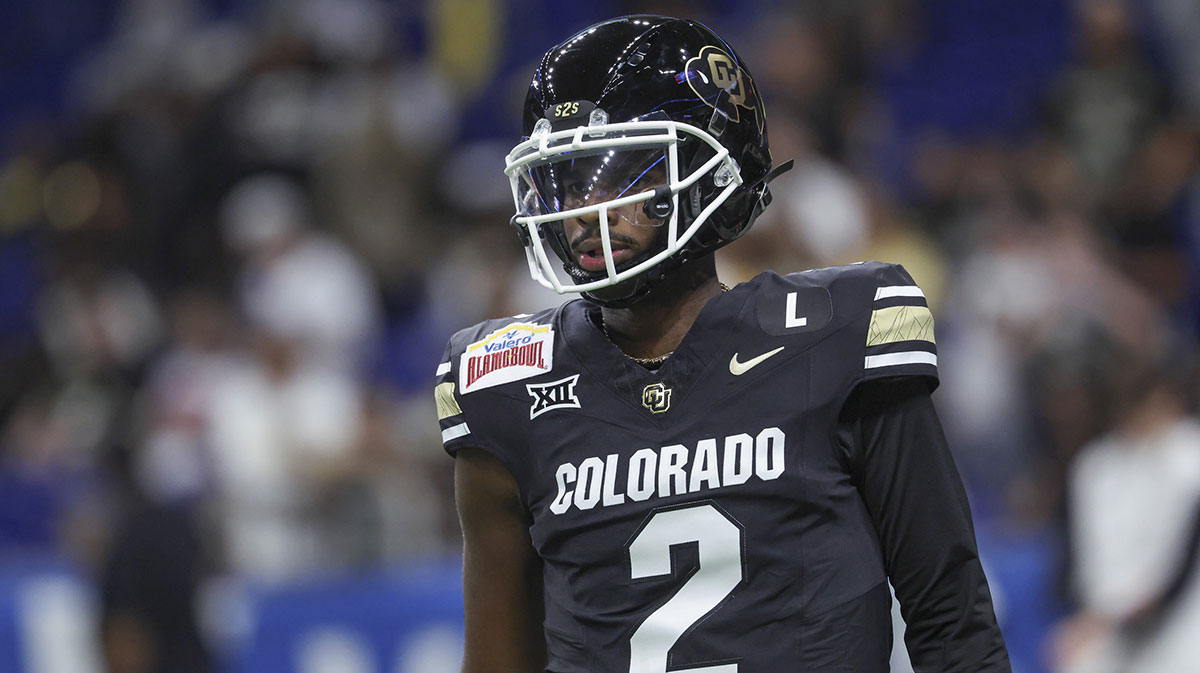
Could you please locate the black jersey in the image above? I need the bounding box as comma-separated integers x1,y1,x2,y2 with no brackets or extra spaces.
436,262,1009,672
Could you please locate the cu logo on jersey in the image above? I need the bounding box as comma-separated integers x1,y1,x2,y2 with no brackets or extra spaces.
527,375,581,420
641,383,672,414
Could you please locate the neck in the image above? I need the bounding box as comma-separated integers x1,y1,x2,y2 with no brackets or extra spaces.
600,257,721,360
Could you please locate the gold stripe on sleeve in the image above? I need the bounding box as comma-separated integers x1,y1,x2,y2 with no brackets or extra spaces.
866,305,935,347
435,382,463,420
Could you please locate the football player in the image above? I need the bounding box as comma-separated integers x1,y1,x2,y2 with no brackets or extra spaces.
435,15,1011,672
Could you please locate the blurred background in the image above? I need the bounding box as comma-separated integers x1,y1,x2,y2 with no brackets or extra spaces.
2,0,1200,672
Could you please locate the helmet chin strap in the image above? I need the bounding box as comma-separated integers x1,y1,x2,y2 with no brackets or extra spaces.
582,251,720,308
582,273,657,308
567,252,665,308
564,224,669,308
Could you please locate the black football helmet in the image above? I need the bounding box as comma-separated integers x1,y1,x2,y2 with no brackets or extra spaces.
504,15,786,306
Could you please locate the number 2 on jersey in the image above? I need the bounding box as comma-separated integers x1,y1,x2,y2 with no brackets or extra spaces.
627,503,743,673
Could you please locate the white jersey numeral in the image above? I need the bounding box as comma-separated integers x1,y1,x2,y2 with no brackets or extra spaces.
627,503,743,673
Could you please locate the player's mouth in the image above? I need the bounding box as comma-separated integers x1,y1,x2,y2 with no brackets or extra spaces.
575,240,635,272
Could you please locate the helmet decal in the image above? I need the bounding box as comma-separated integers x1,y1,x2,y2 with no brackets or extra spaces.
544,99,599,131
686,46,756,124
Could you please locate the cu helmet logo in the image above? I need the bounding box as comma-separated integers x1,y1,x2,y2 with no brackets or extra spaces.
707,51,746,108
641,383,672,414
685,45,757,124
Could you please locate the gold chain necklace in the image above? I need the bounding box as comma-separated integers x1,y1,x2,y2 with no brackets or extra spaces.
601,317,673,366
601,283,729,367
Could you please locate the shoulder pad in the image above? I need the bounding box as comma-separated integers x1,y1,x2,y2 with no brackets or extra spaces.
433,307,560,457
758,261,937,387
835,261,938,385
441,307,560,395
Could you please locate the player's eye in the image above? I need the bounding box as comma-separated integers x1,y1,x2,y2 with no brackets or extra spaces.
629,161,667,193
563,179,592,203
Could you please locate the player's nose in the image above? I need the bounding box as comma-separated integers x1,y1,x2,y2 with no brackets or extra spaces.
571,201,620,233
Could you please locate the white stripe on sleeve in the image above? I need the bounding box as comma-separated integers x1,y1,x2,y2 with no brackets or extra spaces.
441,422,470,443
874,286,925,301
436,362,451,377
864,351,938,369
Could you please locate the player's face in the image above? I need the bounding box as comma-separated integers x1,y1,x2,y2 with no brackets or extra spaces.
560,161,667,273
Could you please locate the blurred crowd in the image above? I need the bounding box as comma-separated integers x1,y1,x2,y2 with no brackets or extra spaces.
3,1,1200,672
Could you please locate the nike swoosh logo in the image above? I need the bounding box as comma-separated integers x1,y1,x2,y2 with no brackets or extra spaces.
729,346,785,376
